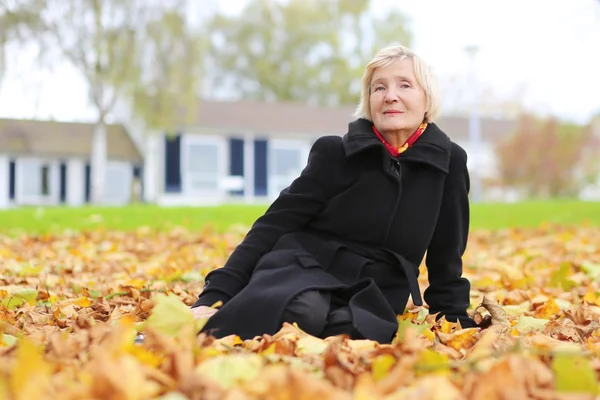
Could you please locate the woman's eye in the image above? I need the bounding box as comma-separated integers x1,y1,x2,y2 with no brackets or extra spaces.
374,86,385,91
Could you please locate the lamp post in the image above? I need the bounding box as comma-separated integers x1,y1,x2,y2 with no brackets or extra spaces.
465,45,483,203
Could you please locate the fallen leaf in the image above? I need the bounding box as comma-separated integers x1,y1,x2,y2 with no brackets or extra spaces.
534,297,561,319
477,295,510,326
143,293,200,337
9,338,53,400
552,353,599,396
371,354,396,381
195,353,263,390
513,314,550,334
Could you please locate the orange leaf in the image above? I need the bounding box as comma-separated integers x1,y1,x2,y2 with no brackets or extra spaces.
533,297,560,319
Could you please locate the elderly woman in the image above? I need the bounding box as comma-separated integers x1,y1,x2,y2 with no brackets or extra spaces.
190,43,476,343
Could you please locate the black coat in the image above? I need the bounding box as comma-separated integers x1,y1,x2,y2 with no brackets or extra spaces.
192,118,475,343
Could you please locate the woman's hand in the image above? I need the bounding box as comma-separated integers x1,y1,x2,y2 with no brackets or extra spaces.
191,306,218,321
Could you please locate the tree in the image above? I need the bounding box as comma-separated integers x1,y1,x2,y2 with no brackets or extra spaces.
32,0,204,204
205,0,412,106
125,8,204,133
494,113,599,198
0,0,45,82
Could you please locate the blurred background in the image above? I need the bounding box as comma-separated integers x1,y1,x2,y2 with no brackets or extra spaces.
1,0,600,210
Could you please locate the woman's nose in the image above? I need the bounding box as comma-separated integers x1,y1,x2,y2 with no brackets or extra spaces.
385,88,399,102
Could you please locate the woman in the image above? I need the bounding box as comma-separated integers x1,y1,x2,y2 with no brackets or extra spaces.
190,44,476,343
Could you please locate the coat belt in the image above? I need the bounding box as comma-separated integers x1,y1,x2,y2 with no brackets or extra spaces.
289,231,424,307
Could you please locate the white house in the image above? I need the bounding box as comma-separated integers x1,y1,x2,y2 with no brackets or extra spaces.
142,99,519,206
0,118,143,209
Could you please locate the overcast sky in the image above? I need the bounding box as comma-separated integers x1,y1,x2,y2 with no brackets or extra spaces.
1,0,599,124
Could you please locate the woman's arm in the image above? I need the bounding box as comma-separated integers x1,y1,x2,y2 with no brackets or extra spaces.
192,136,342,308
424,142,476,328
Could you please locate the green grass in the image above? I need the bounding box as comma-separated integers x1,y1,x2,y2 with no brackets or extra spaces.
470,199,600,230
0,204,269,236
0,200,598,235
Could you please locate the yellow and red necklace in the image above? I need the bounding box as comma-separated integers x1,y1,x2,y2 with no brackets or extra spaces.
372,122,428,157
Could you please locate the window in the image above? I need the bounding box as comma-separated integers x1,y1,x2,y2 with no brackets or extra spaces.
18,159,55,202
41,165,50,195
272,148,301,179
188,143,219,190
9,160,16,200
181,135,225,197
269,140,308,198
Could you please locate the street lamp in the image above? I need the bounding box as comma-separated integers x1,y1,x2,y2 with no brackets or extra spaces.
465,45,483,203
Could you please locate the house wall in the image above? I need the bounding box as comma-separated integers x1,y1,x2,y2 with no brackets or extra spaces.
0,155,136,208
155,131,315,206
104,160,134,205
143,132,164,204
0,155,9,209
15,156,61,206
66,158,85,207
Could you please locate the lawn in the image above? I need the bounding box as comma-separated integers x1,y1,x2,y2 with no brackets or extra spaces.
0,199,599,235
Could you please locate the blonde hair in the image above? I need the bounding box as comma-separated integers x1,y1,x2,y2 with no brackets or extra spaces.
354,43,441,123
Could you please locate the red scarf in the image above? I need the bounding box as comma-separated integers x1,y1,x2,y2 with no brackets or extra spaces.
373,122,428,157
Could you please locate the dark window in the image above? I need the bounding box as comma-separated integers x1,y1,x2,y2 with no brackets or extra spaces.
9,160,15,200
254,139,268,196
164,134,182,193
85,163,91,202
229,138,244,196
59,162,67,203
132,165,143,201
40,165,50,195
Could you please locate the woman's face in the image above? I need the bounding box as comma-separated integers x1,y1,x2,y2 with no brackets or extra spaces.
369,58,427,137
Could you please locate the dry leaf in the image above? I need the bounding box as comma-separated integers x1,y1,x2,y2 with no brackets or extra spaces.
477,295,510,326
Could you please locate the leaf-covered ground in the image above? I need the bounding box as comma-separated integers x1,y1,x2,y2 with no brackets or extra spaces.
1,224,599,399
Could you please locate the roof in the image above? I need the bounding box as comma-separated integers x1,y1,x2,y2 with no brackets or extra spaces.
193,99,518,143
0,118,142,162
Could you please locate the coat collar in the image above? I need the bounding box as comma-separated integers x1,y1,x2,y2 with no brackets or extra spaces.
342,118,451,173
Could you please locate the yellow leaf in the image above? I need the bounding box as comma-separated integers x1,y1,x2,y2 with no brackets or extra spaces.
296,335,327,356
552,354,599,395
513,314,549,334
201,347,223,358
440,328,479,351
371,354,396,381
423,329,436,342
73,296,92,307
533,297,560,319
13,288,38,305
503,302,531,317
439,320,456,334
144,293,199,337
583,291,600,307
415,348,450,377
474,276,500,289
398,311,419,321
195,353,263,389
10,338,52,400
549,262,576,290
260,343,276,355
395,311,432,343
129,346,163,368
